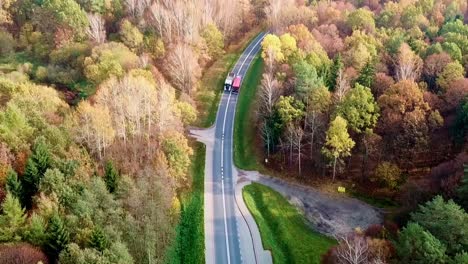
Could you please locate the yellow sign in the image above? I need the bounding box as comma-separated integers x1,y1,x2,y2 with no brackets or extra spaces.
338,186,346,193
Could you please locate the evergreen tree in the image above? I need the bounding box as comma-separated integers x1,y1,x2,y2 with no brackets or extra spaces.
31,137,51,176
411,195,468,255
104,161,119,193
24,213,47,247
6,169,23,202
326,54,344,91
45,213,70,261
356,60,376,87
0,193,27,242
396,222,448,264
22,158,40,208
456,164,468,212
89,226,109,252
22,138,52,208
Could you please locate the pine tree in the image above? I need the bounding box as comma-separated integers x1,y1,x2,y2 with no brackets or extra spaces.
456,165,468,211
45,213,70,261
6,169,23,202
104,161,119,193
356,60,375,88
31,137,51,176
327,54,344,91
0,193,27,242
22,158,39,208
89,226,109,252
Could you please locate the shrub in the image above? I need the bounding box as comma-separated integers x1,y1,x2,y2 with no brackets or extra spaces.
0,30,15,56
372,162,402,190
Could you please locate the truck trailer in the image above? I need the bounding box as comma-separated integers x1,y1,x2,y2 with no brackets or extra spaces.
232,76,242,93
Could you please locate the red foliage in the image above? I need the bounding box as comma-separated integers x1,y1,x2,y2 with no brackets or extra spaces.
365,224,384,238
312,24,344,57
0,243,49,264
372,72,394,97
444,78,468,112
429,151,468,197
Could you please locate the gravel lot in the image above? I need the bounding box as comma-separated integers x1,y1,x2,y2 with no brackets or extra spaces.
239,170,383,238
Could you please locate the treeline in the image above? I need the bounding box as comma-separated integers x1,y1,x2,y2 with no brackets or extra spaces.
256,0,467,263
0,0,261,263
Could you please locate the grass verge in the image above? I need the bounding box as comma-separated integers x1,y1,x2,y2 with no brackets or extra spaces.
195,29,263,128
166,143,205,264
233,55,264,170
243,183,336,264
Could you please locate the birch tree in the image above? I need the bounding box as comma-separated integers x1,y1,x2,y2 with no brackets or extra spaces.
86,13,106,44
334,69,350,102
165,43,201,94
395,43,423,82
259,73,281,118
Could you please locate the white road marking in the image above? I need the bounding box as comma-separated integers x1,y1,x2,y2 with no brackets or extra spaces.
219,32,265,264
221,91,232,264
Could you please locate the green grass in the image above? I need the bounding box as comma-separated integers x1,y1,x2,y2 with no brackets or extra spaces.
166,143,205,264
243,183,336,264
195,30,263,128
233,55,264,170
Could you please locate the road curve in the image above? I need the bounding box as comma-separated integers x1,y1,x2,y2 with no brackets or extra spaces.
212,32,267,264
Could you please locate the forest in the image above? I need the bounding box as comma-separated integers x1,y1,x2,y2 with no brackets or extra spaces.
0,0,466,263
254,0,468,263
0,0,259,263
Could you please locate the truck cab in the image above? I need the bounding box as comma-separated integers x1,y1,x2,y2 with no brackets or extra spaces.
224,72,235,91
232,76,242,93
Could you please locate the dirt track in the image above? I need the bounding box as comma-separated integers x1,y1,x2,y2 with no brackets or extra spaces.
239,170,383,238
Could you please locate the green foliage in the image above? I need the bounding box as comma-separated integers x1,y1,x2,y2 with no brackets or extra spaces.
0,103,34,151
437,61,465,91
326,54,343,91
84,42,139,84
201,23,224,59
322,116,355,179
452,252,468,264
456,165,468,211
293,60,324,98
24,213,47,247
355,60,375,88
335,84,379,133
347,8,375,32
104,161,119,193
41,0,89,38
274,96,304,126
396,222,448,264
453,100,468,144
6,168,23,201
22,137,52,207
162,132,193,180
45,213,70,260
166,143,205,264
120,20,143,51
411,195,468,255
372,162,402,189
59,242,134,264
0,192,27,242
89,226,110,252
442,42,463,62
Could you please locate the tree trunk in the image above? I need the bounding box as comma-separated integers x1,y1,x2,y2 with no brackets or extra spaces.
332,156,337,182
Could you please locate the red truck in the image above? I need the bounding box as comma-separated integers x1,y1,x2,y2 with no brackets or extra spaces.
231,76,242,93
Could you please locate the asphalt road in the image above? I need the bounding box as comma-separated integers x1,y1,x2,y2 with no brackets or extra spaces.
212,32,266,264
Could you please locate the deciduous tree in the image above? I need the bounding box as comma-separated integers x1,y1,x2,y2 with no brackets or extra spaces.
336,84,379,133
322,116,355,181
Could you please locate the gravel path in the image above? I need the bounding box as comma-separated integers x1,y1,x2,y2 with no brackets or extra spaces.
239,170,383,238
